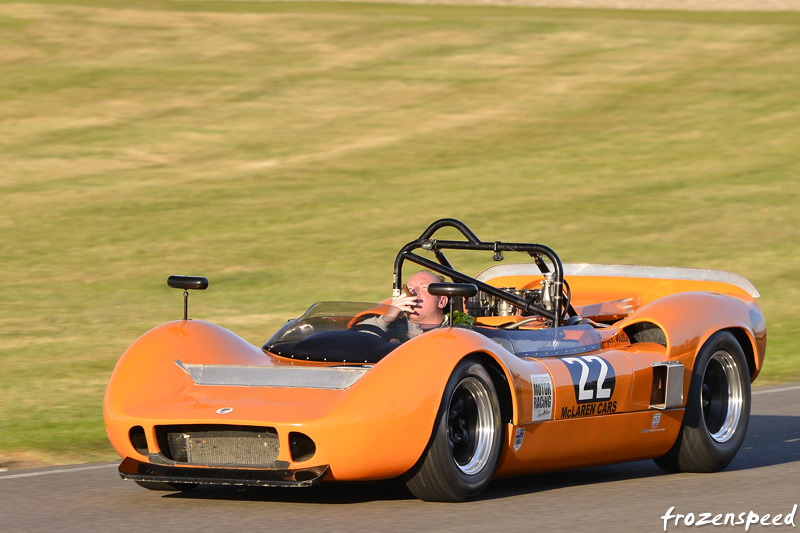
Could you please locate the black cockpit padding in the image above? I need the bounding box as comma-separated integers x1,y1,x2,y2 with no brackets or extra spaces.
265,330,398,363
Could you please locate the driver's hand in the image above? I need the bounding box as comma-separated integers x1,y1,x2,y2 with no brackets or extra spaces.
384,294,420,322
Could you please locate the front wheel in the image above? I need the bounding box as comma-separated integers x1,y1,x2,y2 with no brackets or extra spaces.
655,331,751,473
405,358,502,502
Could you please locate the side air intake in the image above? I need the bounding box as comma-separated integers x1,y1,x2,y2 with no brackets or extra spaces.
650,362,684,409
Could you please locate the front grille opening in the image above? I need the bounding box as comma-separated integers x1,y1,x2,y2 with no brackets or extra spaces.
289,432,316,463
155,425,280,467
129,426,149,456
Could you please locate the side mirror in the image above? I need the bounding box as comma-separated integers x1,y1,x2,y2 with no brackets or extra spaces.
168,276,209,291
427,283,478,327
168,276,209,320
427,283,478,298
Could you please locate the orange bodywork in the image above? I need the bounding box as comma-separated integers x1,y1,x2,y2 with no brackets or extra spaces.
104,265,766,485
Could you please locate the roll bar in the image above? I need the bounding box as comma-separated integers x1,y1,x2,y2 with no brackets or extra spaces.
392,219,565,327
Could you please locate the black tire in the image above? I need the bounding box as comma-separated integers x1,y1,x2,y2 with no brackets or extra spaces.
405,358,503,502
134,480,198,492
654,331,751,473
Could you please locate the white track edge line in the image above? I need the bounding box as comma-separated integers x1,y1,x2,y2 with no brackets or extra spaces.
0,463,117,480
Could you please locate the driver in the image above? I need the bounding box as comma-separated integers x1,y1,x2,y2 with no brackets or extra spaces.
367,270,449,339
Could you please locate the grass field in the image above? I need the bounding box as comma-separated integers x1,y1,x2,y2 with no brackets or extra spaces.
1,0,799,466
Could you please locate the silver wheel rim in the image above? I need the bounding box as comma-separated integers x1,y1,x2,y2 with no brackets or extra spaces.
447,377,497,475
702,349,744,443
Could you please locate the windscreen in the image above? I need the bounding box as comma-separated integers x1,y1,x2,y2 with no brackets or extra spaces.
262,302,415,363
265,302,418,344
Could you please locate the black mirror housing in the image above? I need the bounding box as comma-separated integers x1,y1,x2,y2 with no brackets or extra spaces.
168,276,209,291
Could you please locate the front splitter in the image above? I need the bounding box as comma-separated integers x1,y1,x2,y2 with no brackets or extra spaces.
119,457,329,487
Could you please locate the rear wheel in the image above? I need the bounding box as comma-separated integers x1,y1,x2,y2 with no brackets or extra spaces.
134,480,198,492
405,358,502,502
655,331,750,473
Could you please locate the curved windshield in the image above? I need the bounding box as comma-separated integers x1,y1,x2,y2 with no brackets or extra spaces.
266,302,417,343
262,302,417,364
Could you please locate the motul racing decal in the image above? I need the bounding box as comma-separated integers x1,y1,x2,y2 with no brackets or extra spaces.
530,374,553,422
560,356,617,419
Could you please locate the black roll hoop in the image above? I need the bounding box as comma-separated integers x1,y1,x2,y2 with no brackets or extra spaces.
392,219,565,327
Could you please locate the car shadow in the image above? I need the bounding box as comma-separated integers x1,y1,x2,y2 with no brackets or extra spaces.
164,480,416,504
163,414,798,504
727,414,800,470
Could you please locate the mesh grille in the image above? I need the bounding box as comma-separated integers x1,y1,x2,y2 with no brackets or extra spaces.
187,433,279,466
157,426,280,467
651,365,666,405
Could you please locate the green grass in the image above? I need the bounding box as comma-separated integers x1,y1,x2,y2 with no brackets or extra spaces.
1,0,799,465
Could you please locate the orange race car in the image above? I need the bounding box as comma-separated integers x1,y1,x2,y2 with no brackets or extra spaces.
104,219,766,502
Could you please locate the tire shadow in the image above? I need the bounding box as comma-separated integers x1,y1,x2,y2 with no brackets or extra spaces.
728,414,800,470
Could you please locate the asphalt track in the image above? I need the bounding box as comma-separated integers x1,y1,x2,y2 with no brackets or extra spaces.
2,384,798,533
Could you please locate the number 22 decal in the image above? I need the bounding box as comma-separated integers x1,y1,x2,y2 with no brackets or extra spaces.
562,356,615,403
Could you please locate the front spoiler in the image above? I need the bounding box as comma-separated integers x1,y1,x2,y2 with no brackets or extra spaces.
119,457,330,488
